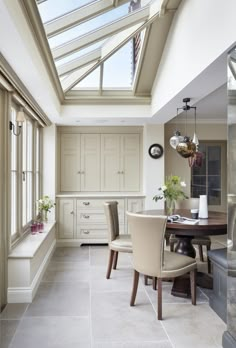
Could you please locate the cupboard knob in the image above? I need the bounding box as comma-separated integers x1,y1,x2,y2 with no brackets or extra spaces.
83,202,90,206
83,214,90,219
70,211,74,214
83,230,90,234
77,171,81,174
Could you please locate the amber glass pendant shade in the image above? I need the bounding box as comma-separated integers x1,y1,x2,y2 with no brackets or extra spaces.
176,137,196,158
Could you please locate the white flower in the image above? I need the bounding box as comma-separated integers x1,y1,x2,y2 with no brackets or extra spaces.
180,181,186,187
162,185,167,191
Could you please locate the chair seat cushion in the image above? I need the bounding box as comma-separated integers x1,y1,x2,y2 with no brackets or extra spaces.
161,251,197,278
110,235,132,252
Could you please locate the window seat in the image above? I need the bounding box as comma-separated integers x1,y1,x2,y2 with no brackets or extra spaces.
8,222,56,303
208,248,227,323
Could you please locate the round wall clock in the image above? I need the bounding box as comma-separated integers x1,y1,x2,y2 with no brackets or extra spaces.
148,144,164,159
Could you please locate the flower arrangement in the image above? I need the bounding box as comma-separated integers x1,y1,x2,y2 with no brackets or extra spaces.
37,195,55,222
153,175,188,214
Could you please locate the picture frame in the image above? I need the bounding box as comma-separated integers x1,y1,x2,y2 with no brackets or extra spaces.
148,144,164,159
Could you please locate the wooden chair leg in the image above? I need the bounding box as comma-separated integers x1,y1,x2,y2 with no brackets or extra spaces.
207,245,211,274
190,269,196,305
153,277,157,290
170,242,175,252
130,270,139,306
113,251,118,269
157,278,162,320
198,245,204,262
106,249,115,279
144,275,149,285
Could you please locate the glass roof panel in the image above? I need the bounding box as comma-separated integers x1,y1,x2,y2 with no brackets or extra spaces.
48,3,130,49
55,39,106,67
103,41,132,88
38,0,95,23
72,66,100,89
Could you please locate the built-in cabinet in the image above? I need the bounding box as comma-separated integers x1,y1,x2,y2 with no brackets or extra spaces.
101,134,140,191
60,134,100,191
59,130,141,192
57,196,144,245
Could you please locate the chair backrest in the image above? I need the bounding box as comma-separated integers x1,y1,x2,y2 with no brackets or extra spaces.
104,201,119,243
127,212,167,278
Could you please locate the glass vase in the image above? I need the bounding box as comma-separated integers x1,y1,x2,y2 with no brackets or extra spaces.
166,198,175,216
42,210,48,222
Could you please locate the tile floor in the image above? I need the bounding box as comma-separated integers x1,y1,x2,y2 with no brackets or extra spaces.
0,237,227,348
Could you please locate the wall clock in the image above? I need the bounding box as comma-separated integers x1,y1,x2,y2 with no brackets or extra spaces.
148,144,163,159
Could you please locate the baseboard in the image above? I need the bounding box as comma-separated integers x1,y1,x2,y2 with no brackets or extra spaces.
222,331,236,348
8,240,56,303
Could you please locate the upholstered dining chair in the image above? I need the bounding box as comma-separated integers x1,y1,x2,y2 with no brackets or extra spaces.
169,198,211,273
104,201,132,279
127,212,197,320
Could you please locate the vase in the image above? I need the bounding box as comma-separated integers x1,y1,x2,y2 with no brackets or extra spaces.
42,210,48,222
166,198,175,216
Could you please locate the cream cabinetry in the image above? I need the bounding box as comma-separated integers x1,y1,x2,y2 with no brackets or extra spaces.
58,199,75,239
59,131,141,193
60,134,100,192
101,134,140,192
57,196,144,245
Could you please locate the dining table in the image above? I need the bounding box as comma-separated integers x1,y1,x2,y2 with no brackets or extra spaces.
137,209,227,298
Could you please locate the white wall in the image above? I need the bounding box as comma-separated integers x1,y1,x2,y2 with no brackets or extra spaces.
143,124,165,209
43,125,57,221
151,0,236,121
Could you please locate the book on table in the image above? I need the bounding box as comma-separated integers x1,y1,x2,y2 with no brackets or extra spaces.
167,214,200,225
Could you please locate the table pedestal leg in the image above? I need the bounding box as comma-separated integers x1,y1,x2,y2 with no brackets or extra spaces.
171,236,195,298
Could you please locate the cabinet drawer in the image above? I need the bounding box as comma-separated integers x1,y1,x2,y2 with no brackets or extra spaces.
77,211,124,224
77,198,125,210
76,224,125,239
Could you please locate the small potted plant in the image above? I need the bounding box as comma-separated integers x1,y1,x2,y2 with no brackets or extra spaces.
37,195,55,222
153,175,188,215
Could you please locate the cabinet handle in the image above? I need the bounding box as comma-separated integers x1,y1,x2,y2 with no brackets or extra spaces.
83,202,90,206
77,171,81,174
117,171,120,174
83,214,90,219
121,171,124,174
82,230,90,234
70,211,74,215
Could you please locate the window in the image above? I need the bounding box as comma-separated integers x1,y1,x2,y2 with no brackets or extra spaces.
10,104,41,242
191,141,227,211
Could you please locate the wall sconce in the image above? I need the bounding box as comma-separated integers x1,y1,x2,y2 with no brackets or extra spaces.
9,107,25,136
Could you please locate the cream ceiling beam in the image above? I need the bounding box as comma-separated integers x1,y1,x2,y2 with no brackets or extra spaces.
57,49,102,76
45,0,130,38
61,23,141,92
52,6,150,60
61,63,96,91
61,0,166,93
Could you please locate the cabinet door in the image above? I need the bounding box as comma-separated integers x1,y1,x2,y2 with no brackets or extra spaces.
101,134,120,191
58,199,74,239
120,134,140,191
61,134,80,191
126,198,144,233
80,134,101,191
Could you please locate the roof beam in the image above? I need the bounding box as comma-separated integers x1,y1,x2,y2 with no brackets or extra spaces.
45,0,130,38
52,6,149,60
61,63,96,91
57,48,102,76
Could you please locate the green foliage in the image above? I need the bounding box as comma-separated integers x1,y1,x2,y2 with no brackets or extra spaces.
37,195,55,212
153,175,188,202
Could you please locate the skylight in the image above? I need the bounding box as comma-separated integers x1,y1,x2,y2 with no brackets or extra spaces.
35,0,165,98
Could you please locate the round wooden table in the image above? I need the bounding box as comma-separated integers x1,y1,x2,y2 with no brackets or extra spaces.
138,209,227,297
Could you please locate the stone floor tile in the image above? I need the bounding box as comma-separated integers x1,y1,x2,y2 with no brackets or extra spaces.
0,304,28,319
0,319,20,348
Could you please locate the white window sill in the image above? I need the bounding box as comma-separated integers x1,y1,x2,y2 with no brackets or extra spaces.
8,222,56,259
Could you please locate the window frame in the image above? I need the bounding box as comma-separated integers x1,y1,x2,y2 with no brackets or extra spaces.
191,140,227,212
10,102,42,245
